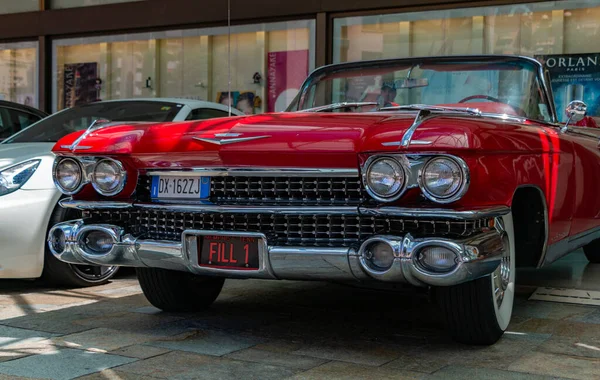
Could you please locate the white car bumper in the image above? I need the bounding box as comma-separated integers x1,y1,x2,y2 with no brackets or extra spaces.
0,188,61,279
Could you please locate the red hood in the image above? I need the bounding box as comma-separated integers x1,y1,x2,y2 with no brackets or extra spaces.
53,112,544,168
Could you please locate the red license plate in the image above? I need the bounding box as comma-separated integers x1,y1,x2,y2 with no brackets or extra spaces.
198,235,260,270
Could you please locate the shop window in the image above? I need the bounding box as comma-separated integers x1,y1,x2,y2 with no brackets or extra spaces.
334,0,600,62
0,0,39,14
50,0,144,9
53,20,315,113
0,43,38,107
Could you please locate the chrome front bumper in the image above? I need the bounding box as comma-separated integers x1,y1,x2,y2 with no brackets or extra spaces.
48,211,512,287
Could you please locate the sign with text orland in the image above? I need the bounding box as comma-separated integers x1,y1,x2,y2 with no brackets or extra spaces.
267,50,309,112
536,53,600,122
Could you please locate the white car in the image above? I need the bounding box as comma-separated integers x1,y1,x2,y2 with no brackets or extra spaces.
0,98,243,287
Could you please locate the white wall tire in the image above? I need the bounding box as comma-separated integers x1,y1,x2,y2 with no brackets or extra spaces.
434,214,515,345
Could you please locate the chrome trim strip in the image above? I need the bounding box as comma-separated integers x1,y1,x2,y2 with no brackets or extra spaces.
359,206,510,220
60,198,509,220
193,135,272,145
145,167,359,178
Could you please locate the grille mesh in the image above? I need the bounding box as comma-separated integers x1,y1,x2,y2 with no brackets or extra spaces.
135,175,367,205
84,209,489,247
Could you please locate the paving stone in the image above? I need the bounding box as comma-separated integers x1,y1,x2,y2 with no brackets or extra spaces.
0,348,136,380
225,347,327,370
109,344,171,359
512,299,598,320
291,342,400,367
77,368,164,379
536,335,600,359
73,312,186,336
252,339,304,353
385,331,550,372
94,286,143,298
115,350,298,379
0,338,58,362
149,330,263,356
508,352,600,380
52,328,161,352
288,361,426,380
568,309,600,324
429,365,570,380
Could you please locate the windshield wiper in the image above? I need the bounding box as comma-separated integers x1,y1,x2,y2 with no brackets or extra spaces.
302,102,379,113
379,104,481,116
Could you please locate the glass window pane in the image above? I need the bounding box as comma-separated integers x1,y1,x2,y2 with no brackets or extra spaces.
333,0,600,62
185,108,230,120
50,0,144,9
0,0,39,14
53,20,315,113
0,43,38,107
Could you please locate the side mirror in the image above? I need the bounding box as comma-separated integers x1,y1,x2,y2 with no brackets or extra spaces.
561,100,587,132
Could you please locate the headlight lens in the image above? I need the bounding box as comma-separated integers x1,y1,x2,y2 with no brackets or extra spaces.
0,160,41,196
92,159,126,196
420,157,468,202
54,158,83,194
365,157,405,200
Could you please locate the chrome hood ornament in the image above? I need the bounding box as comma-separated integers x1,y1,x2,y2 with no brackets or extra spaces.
193,133,271,145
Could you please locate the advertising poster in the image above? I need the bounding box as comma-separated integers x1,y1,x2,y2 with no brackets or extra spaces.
63,62,99,108
536,53,600,122
267,50,309,112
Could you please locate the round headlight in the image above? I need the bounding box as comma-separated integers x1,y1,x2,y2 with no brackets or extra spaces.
365,157,405,201
54,158,83,194
420,156,468,203
92,159,126,196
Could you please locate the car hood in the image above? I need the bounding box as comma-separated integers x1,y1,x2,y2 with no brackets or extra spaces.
0,143,55,170
0,142,56,190
52,112,541,169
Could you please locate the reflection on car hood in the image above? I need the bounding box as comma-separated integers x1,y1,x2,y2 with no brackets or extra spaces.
0,143,55,171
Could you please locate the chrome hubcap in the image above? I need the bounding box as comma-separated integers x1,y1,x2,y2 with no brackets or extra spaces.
70,265,118,283
492,251,511,307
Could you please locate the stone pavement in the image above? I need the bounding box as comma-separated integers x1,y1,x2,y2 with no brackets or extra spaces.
0,252,599,380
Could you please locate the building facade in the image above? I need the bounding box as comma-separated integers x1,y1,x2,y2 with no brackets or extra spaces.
1,0,599,115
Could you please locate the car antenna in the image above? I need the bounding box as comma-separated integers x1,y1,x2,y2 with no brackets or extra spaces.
227,0,232,117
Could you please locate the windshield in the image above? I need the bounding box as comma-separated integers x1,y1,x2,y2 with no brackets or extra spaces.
289,57,553,122
3,101,182,143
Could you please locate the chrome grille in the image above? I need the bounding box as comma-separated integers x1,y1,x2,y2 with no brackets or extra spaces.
84,209,490,247
135,175,366,205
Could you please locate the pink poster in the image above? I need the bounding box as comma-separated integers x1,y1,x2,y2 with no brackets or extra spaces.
267,50,309,112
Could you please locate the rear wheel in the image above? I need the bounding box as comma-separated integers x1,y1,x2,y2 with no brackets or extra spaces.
583,239,600,263
42,203,119,287
434,218,515,345
136,267,224,312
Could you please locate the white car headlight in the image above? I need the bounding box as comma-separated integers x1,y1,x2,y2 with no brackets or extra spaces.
420,156,469,203
364,157,405,201
92,158,127,196
0,160,41,196
54,158,83,194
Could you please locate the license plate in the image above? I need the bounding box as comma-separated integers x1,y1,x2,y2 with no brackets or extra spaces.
198,235,260,270
150,176,210,199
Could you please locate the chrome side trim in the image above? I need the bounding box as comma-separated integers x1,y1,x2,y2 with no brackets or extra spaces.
145,167,359,178
59,199,133,210
359,206,510,220
193,135,272,145
544,225,600,266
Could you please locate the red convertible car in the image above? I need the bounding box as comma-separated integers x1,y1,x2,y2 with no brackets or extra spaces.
47,55,599,345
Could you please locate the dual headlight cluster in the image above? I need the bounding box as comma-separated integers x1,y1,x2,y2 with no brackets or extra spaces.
363,155,469,204
53,157,127,196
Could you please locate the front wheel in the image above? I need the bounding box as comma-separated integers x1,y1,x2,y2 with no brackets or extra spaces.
434,219,515,345
136,268,224,312
583,239,600,263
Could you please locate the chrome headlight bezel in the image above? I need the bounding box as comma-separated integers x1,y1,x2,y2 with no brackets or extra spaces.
53,158,85,195
91,158,127,197
418,156,469,204
362,156,406,202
